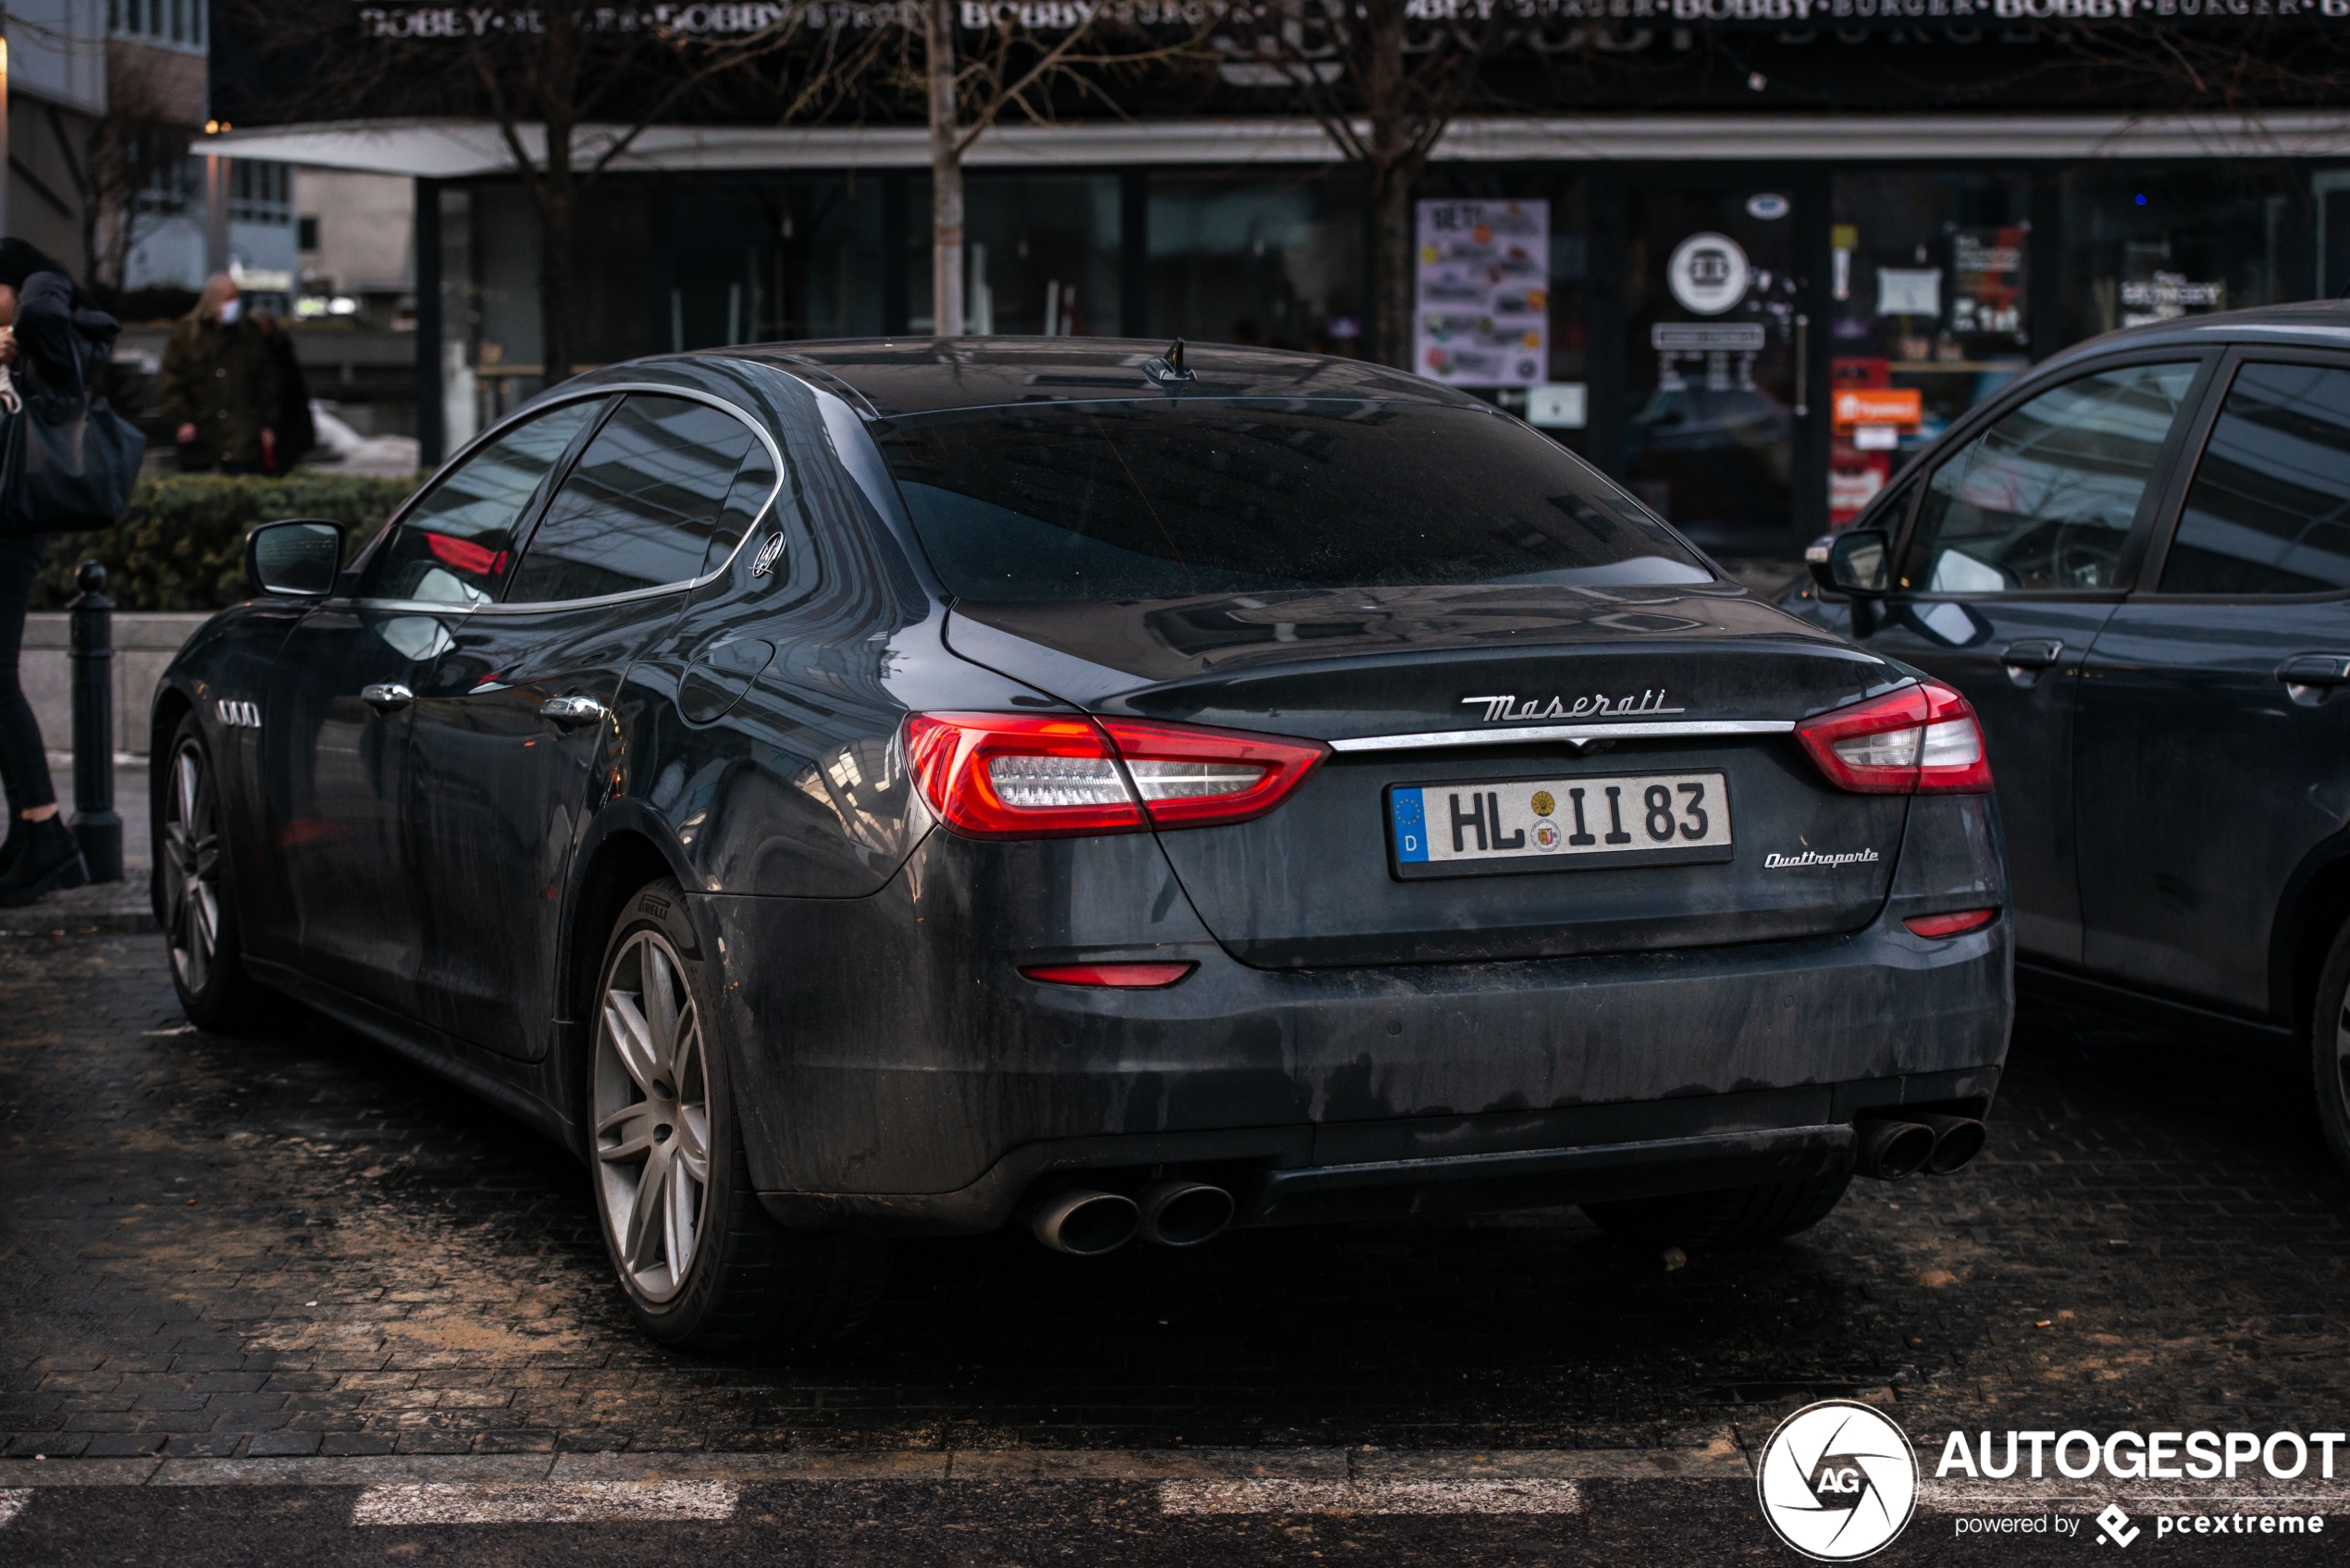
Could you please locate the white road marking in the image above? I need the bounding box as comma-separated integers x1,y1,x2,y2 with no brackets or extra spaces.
351,1480,738,1526
1158,1478,1583,1516
0,1489,28,1527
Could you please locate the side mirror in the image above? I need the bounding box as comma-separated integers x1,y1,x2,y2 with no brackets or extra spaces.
245,520,341,599
1805,528,1891,598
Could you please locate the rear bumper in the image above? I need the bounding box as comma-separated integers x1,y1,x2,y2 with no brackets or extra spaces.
697,827,2011,1233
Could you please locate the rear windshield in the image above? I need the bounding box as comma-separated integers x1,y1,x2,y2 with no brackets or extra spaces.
874,398,1713,600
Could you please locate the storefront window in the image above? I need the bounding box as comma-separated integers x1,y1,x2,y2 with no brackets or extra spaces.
1418,169,1590,455
2061,164,2301,342
1147,173,1365,353
667,178,889,348
1826,171,2034,527
960,176,1121,336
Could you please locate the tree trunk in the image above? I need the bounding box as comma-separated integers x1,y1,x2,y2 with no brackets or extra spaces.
926,0,964,337
1362,0,1415,370
538,115,575,385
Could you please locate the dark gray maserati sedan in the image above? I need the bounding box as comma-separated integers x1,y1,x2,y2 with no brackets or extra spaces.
152,340,2010,1349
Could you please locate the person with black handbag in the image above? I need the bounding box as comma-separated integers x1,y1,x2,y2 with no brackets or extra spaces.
0,241,138,906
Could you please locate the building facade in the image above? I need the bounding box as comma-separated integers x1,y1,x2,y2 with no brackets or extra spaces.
210,19,2350,556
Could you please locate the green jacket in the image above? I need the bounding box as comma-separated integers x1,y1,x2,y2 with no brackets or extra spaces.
158,315,277,470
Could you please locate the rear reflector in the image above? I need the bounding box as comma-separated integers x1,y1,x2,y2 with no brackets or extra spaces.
1021,962,1197,988
1795,681,1994,795
905,712,1326,838
1902,908,1998,938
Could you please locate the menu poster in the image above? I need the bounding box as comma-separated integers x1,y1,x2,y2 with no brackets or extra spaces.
1950,226,2028,340
1416,200,1548,388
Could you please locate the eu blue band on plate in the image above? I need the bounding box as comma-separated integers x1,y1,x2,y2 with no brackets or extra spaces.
1391,789,1429,863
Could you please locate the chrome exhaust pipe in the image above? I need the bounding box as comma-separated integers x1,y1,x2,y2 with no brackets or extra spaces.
1029,1189,1140,1255
1853,1119,1936,1181
1914,1114,1987,1175
1135,1180,1234,1247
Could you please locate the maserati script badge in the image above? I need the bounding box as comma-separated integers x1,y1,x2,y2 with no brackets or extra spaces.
1461,691,1687,723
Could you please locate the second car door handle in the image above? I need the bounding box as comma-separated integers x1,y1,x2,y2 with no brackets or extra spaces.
2000,638,2064,671
2278,655,2350,686
539,695,608,726
359,682,414,714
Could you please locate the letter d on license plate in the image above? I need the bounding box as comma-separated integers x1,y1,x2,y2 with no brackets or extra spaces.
1387,771,1734,881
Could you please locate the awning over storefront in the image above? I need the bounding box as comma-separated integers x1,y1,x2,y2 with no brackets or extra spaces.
205,111,2350,176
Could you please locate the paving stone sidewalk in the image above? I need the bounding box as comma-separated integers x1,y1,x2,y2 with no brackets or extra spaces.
3,930,2347,1464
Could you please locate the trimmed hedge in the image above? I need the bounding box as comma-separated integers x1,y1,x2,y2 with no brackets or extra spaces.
32,472,420,612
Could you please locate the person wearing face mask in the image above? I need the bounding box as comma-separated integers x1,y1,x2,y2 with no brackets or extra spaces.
158,273,276,474
0,239,120,905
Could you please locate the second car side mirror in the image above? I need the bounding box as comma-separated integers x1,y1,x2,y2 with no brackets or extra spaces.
245,520,342,599
1806,528,1891,598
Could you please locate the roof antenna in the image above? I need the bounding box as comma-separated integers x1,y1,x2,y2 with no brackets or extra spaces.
1144,337,1196,386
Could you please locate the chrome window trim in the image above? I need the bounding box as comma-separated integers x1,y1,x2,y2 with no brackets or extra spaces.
360,380,787,614
1327,719,1797,753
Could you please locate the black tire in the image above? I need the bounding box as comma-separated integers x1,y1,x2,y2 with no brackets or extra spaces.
1581,1170,1854,1250
156,712,279,1032
586,878,891,1352
2309,920,2350,1180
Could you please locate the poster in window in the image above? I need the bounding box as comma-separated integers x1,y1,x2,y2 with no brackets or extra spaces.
1416,200,1548,389
1949,227,2028,341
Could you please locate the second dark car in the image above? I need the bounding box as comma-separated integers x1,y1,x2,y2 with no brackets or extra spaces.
155,340,2011,1348
1789,301,2350,1181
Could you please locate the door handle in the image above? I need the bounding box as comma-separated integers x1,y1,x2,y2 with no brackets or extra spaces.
538,695,608,726
359,682,413,714
2278,654,2350,705
1999,638,2063,671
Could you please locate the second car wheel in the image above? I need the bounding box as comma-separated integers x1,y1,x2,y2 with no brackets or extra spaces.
588,878,890,1351
2308,919,2350,1182
157,711,279,1032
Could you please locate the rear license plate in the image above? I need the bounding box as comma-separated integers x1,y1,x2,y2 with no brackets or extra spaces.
1387,772,1733,880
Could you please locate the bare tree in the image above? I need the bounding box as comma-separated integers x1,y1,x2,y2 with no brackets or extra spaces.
1219,0,1542,369
223,5,835,382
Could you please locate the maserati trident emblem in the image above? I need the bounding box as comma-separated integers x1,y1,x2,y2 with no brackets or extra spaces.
1462,690,1687,723
750,533,785,578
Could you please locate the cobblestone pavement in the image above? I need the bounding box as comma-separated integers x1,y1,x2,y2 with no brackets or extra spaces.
2,929,2348,1562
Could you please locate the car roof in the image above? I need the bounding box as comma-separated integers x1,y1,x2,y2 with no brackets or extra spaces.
2045,299,2350,367
708,336,1480,419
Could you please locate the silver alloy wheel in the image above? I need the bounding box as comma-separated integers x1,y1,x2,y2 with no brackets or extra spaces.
163,739,220,994
592,929,711,1304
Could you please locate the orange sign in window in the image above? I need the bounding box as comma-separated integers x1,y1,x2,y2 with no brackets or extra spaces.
1831,388,1923,430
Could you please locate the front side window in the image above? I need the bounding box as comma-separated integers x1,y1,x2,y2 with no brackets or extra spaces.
2160,362,2350,596
368,399,604,604
1905,361,2197,595
876,398,1713,600
505,395,763,603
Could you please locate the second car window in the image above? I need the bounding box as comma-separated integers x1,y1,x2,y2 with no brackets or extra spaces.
505,394,761,604
1904,361,2197,595
2159,361,2350,596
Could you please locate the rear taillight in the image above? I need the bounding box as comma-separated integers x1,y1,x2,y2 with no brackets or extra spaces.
903,712,1326,839
1903,908,1999,938
1794,682,1992,795
1021,962,1196,988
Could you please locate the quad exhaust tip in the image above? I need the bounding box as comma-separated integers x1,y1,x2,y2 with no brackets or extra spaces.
1136,1180,1235,1248
1031,1190,1140,1255
1854,1115,1987,1180
1029,1181,1237,1254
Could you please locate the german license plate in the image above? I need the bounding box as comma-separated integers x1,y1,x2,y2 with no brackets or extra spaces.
1387,772,1734,880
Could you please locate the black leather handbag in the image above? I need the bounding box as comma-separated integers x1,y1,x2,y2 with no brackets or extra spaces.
0,331,145,537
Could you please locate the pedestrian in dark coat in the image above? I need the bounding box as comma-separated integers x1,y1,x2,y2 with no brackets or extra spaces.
158,273,275,474
254,308,315,475
0,239,118,906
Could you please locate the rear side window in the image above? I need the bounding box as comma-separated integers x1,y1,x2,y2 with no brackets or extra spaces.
875,399,1712,600
1905,361,2197,594
368,399,603,603
506,394,761,603
2160,361,2350,596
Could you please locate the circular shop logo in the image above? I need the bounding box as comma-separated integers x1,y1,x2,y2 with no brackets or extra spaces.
1755,1400,1919,1562
1667,231,1751,315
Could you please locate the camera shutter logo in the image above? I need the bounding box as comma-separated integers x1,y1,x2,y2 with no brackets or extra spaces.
1755,1399,1919,1561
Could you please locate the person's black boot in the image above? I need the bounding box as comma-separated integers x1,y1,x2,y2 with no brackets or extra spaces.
0,813,26,879
0,815,87,906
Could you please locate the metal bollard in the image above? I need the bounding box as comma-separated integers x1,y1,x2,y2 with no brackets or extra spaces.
67,559,121,883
